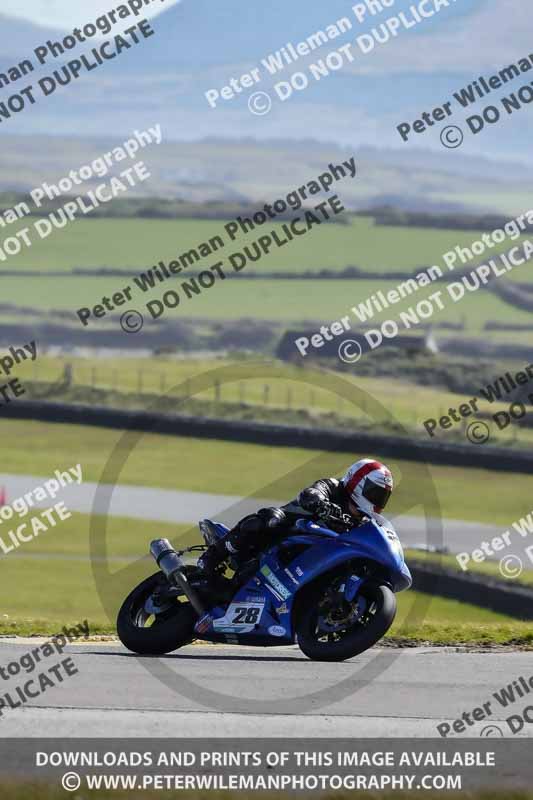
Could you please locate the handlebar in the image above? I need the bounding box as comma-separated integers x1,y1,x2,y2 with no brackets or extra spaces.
318,503,354,531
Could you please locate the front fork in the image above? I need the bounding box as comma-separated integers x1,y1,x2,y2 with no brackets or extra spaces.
343,574,364,603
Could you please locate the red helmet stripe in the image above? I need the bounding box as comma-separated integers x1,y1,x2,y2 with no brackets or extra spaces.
344,460,383,496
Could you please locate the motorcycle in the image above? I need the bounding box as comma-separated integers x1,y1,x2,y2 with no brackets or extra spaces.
117,507,412,662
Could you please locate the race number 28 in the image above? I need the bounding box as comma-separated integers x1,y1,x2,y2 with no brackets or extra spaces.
232,606,261,624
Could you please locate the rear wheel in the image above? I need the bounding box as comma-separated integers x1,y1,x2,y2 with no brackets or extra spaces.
296,581,396,662
117,572,197,655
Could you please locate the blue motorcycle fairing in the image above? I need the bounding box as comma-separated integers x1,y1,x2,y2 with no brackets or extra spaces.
199,520,229,545
284,518,411,591
212,522,229,537
193,517,411,645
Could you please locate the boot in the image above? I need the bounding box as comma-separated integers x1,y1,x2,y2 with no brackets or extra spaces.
197,541,227,575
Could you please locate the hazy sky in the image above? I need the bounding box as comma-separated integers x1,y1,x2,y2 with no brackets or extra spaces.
1,0,181,29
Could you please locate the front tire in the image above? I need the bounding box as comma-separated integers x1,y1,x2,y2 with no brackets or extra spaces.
117,572,197,655
296,582,396,662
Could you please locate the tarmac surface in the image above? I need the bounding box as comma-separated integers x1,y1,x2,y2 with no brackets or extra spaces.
0,640,530,738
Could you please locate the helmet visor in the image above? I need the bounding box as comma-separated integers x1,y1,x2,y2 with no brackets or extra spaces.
362,478,391,511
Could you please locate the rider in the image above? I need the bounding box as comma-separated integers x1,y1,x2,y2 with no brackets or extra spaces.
198,458,394,575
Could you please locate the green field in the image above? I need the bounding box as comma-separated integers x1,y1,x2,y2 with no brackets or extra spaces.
0,513,188,631
2,214,531,337
3,216,528,274
1,417,532,528
1,274,528,331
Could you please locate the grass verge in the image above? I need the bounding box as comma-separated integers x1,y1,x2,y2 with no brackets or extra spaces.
405,549,533,589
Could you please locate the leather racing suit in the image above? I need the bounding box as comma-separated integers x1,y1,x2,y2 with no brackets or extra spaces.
200,478,363,572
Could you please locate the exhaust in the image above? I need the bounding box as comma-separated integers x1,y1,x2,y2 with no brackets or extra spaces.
150,538,206,617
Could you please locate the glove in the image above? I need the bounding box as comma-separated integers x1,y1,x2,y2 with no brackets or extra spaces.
323,506,354,532
300,488,329,515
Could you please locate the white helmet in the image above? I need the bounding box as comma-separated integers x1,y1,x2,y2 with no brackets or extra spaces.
342,459,393,518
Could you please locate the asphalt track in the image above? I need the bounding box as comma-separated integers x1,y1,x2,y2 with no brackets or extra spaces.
0,640,530,738
0,472,514,559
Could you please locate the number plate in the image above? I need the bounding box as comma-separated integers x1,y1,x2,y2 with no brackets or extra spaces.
212,602,265,633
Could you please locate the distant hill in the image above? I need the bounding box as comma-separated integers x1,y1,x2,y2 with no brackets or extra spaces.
0,0,529,165
0,135,530,215
0,1,530,213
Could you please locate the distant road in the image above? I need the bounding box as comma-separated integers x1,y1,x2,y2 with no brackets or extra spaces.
0,472,508,558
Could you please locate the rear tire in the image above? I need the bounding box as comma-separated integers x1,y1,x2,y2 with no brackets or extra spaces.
117,572,197,655
296,582,396,662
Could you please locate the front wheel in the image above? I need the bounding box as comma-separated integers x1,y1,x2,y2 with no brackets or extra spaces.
296,582,396,662
117,572,197,655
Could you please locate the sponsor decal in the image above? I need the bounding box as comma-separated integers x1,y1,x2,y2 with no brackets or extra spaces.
275,603,289,615
284,568,300,586
260,565,291,600
295,566,304,577
195,614,212,634
268,625,287,638
214,625,240,634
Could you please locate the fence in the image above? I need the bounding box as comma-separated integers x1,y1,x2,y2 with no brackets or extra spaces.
27,360,494,433
28,361,368,417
